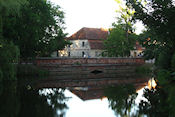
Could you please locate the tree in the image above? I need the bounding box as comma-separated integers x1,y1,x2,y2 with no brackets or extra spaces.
139,87,169,117
115,0,135,43
0,41,20,81
104,23,137,57
126,0,175,116
0,0,26,81
3,0,68,58
104,24,129,57
0,82,69,117
104,0,137,57
126,0,175,72
0,0,27,39
104,84,139,117
126,0,175,54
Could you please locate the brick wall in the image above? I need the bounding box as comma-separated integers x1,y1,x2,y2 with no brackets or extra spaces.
36,57,145,65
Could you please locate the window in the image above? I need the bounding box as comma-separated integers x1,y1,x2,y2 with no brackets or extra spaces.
82,51,85,57
82,42,85,47
68,52,71,57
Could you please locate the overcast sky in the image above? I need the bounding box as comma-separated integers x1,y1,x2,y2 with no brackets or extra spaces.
49,0,144,36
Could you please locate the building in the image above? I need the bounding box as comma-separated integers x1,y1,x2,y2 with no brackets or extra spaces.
52,27,145,58
130,41,145,57
58,27,108,57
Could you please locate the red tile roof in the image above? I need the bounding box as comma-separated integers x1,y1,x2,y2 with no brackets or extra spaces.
135,41,145,50
71,88,104,101
67,27,108,40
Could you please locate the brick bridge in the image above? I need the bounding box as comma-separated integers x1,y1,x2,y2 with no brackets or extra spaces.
36,58,145,80
36,57,145,77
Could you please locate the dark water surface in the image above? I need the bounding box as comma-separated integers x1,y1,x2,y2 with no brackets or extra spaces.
0,76,150,117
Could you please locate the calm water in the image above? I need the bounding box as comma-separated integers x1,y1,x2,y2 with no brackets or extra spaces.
0,77,149,117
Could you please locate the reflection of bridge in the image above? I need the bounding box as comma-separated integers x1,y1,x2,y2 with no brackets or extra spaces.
35,77,148,89
34,76,149,101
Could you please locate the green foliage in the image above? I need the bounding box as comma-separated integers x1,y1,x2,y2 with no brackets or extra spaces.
104,84,138,116
0,82,20,117
0,0,25,81
0,82,69,117
0,0,27,15
0,41,20,80
122,1,175,116
126,0,175,54
135,64,152,75
139,87,169,117
0,69,3,82
104,0,137,57
156,50,172,70
104,24,136,57
138,30,161,60
3,0,67,58
171,52,175,71
0,0,67,80
167,85,175,116
157,69,170,85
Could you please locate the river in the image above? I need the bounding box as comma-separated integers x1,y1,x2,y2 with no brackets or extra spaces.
0,73,151,117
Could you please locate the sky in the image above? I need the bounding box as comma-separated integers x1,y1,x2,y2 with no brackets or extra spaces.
49,0,144,36
64,89,116,117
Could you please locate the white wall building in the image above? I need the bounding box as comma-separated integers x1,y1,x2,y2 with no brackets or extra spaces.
58,27,108,57
130,41,145,57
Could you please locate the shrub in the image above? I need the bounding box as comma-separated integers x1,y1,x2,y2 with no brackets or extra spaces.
135,64,152,75
171,52,175,71
0,69,3,82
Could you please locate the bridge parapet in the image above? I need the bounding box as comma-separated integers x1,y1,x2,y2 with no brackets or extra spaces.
36,57,145,65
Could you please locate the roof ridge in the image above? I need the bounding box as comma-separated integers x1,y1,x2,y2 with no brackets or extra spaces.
67,27,109,40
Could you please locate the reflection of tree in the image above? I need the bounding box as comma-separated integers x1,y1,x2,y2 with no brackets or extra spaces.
139,87,169,117
39,88,69,117
0,82,69,117
0,82,20,117
104,84,138,117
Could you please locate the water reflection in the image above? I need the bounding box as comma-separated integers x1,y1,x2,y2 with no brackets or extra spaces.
0,74,150,117
105,85,137,116
0,82,69,117
138,86,168,117
0,82,20,117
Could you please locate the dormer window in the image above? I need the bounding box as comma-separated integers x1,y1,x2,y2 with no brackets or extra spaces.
82,42,85,47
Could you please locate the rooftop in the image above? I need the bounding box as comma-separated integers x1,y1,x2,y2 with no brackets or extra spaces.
67,27,109,40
